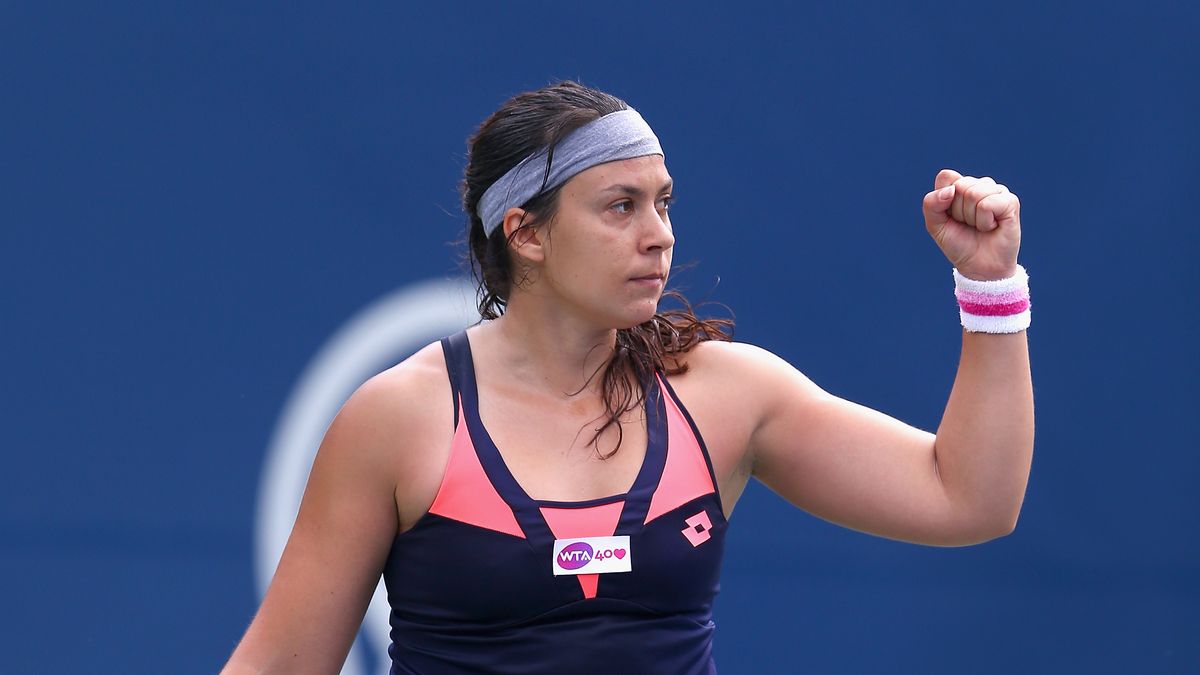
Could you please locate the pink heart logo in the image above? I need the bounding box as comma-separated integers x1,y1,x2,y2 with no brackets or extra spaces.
613,548,626,559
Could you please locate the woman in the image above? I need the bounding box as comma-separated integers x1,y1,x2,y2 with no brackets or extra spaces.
223,81,1033,674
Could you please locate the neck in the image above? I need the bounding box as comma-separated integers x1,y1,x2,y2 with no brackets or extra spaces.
478,292,624,401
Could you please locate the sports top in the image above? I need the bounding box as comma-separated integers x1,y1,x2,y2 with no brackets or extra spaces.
381,330,728,674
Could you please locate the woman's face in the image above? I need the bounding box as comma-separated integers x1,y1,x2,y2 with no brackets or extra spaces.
536,154,675,330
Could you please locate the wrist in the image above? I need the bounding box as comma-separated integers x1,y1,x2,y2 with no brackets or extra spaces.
956,264,1020,282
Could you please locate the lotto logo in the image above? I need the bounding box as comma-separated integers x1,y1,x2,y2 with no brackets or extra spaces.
682,510,713,547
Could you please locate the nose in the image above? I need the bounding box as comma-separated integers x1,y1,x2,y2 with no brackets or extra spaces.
641,205,675,253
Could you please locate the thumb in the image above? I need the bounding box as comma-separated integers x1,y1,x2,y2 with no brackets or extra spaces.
923,183,956,231
934,168,963,190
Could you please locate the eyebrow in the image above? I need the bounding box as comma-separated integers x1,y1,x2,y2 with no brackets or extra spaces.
598,180,674,199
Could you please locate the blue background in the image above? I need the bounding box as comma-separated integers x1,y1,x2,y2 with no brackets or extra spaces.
3,2,1198,673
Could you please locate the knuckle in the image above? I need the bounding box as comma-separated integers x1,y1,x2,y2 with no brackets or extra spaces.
968,181,996,201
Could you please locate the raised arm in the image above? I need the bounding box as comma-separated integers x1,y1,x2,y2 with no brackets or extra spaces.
222,365,433,674
746,168,1033,546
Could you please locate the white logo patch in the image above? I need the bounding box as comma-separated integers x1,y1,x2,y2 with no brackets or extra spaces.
552,535,633,576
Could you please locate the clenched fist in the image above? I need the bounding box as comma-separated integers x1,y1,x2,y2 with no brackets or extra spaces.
922,168,1021,282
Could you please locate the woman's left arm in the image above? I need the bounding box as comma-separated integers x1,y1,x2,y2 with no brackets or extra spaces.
745,168,1033,546
921,168,1034,539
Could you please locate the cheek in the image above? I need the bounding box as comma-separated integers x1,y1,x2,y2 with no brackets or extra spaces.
557,236,622,279
546,238,605,288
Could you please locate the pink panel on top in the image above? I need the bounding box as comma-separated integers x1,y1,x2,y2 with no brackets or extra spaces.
575,574,600,599
644,374,716,525
427,395,525,539
540,500,624,599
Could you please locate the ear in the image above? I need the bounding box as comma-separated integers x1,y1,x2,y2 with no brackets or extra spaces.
502,206,546,264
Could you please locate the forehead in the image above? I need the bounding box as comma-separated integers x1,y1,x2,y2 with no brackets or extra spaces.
564,155,672,193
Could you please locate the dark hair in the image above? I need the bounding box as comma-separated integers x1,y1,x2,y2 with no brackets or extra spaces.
460,80,733,459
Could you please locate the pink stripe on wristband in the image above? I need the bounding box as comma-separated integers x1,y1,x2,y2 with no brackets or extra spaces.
955,287,1030,305
958,298,1031,316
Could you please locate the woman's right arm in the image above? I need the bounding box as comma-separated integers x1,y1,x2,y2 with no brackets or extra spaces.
221,365,431,675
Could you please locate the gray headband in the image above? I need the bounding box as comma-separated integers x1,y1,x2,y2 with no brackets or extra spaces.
476,108,664,235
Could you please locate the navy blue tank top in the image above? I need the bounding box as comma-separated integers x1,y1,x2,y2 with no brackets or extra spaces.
381,331,728,674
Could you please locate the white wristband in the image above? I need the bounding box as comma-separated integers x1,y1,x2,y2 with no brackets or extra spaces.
953,265,1031,334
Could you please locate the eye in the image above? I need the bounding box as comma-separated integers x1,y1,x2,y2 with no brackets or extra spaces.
658,195,675,211
611,200,634,214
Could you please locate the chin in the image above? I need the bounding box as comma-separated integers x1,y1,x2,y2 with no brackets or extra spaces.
612,304,659,330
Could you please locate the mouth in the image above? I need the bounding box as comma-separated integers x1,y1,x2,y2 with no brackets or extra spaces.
630,271,666,281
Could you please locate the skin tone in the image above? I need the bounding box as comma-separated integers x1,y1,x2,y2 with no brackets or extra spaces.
222,158,1033,674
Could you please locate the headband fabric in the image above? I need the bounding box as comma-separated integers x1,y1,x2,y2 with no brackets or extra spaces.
476,108,663,236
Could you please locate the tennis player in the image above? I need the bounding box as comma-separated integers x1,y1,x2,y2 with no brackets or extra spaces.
222,80,1033,674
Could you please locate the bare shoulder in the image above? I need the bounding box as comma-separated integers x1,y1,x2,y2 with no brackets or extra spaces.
666,338,830,458
328,341,447,445
670,339,827,404
662,339,827,517
672,338,787,369
351,339,452,426
321,340,454,529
